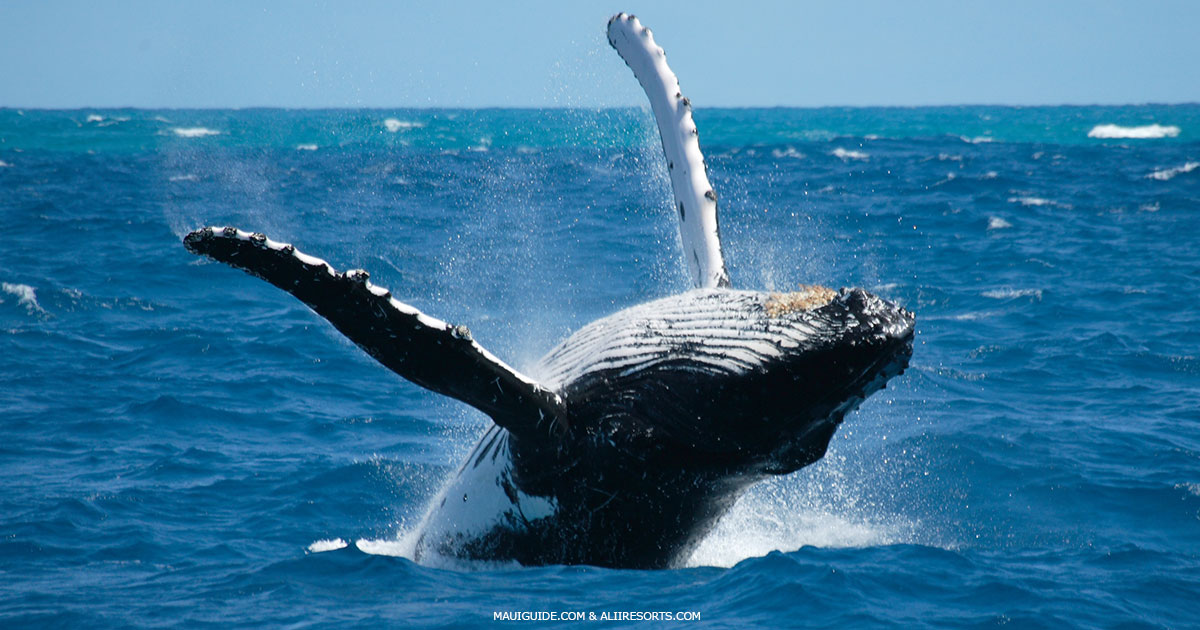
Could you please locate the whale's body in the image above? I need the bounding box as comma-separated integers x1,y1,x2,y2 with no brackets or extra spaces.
183,14,915,569
414,288,912,568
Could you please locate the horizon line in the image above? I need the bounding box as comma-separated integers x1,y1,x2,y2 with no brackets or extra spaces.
3,102,1199,112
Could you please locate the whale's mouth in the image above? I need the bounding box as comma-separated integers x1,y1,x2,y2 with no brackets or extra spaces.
748,288,915,474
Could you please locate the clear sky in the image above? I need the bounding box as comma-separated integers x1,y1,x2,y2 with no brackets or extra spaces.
2,0,1198,108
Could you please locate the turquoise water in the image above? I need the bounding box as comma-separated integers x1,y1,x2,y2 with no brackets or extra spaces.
1,106,1198,628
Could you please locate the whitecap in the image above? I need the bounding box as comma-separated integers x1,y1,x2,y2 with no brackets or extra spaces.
982,288,1042,300
296,144,319,151
1147,161,1199,181
171,127,221,138
771,147,805,160
987,216,1012,230
1007,196,1072,209
383,118,424,132
959,135,994,144
831,147,868,161
0,160,11,168
2,282,47,315
86,114,104,123
1088,123,1180,139
937,153,963,162
306,538,348,553
168,174,198,182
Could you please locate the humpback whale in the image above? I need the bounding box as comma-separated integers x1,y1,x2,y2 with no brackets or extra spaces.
183,13,914,569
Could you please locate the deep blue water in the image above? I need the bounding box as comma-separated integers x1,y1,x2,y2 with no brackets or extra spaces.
1,107,1198,628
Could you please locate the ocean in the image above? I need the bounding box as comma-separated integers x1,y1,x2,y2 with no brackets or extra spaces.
1,106,1198,628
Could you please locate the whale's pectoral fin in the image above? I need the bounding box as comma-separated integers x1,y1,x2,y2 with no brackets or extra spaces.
183,227,568,438
607,13,731,289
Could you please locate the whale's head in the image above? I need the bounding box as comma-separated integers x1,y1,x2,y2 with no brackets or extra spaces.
537,286,914,476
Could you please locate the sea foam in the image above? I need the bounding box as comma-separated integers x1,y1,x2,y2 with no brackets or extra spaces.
982,287,1043,300
1087,123,1180,139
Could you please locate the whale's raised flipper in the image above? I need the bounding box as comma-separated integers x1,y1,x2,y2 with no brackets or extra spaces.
183,227,568,438
607,12,731,289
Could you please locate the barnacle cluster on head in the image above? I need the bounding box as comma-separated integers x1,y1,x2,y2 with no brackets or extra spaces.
764,285,837,317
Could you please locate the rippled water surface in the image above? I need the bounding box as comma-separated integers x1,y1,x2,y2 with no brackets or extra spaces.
1,106,1198,628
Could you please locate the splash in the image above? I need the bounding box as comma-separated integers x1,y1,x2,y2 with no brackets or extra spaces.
306,538,348,553
2,282,47,315
685,473,918,568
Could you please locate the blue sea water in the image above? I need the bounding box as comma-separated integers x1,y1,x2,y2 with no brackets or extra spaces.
1,106,1198,628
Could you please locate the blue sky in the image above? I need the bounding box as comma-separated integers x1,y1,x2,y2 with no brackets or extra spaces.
2,0,1198,108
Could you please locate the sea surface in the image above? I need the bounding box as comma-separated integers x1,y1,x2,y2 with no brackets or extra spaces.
1,106,1198,628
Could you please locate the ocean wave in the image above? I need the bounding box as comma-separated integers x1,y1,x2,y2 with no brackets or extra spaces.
171,127,221,138
1008,196,1072,209
1088,123,1180,139
1147,161,1199,181
771,147,805,160
987,216,1012,230
959,135,994,144
0,160,11,168
86,114,104,123
168,174,198,182
2,282,47,315
306,538,348,553
296,144,319,151
831,147,869,161
982,287,1043,300
383,118,424,132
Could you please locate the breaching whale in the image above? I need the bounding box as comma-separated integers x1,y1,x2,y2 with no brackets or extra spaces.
183,13,914,569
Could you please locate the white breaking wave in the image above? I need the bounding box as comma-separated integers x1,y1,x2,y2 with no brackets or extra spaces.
0,160,10,168
306,538,348,553
771,147,806,160
86,114,104,123
1088,123,1180,139
831,147,869,161
1007,196,1072,209
1147,161,1199,181
987,216,1012,230
171,127,221,138
383,118,424,132
959,135,994,144
168,174,198,182
2,282,47,315
982,288,1043,300
296,144,318,151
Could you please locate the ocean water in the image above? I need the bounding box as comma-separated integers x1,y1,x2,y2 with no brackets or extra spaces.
1,105,1198,628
